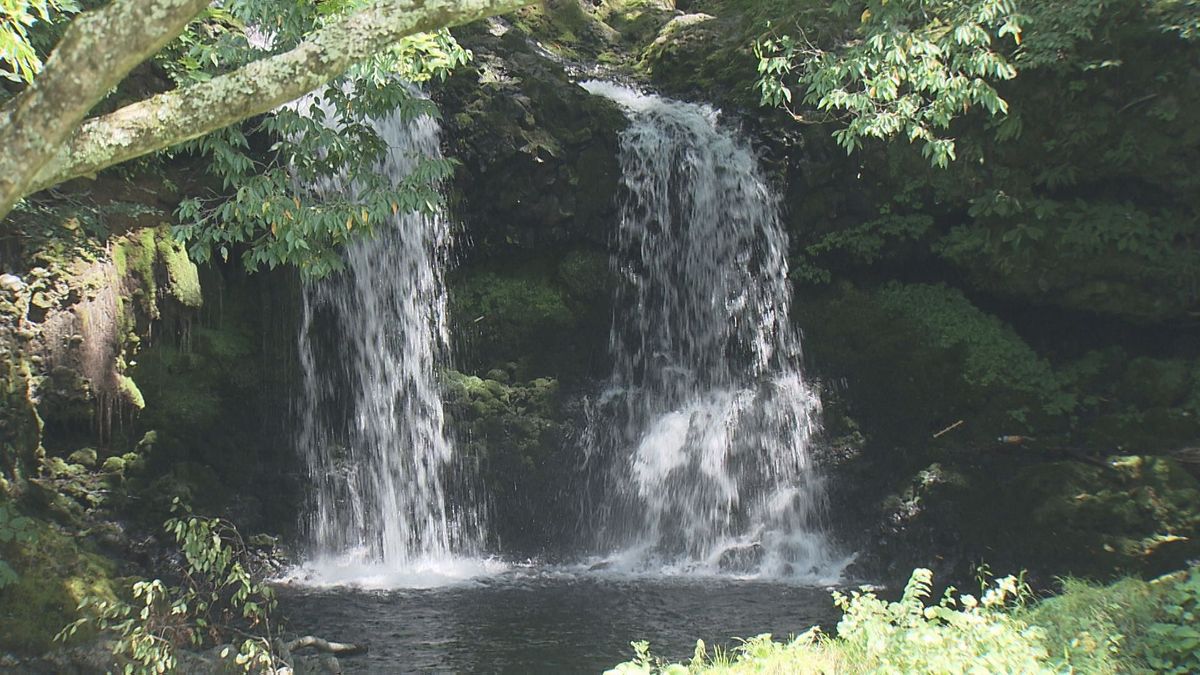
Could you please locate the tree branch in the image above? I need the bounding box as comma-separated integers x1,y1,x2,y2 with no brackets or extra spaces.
13,0,532,216
0,0,213,221
286,635,368,655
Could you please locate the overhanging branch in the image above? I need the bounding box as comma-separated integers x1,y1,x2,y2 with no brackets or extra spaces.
24,0,533,199
0,0,213,221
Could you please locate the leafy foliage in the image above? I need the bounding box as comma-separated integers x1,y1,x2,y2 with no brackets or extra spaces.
1024,576,1162,672
607,568,1052,674
607,567,1200,674
756,0,1022,167
0,0,78,83
875,282,1073,419
5,1,474,277
165,3,471,278
58,500,278,674
831,568,1050,673
759,0,1199,322
1144,567,1200,673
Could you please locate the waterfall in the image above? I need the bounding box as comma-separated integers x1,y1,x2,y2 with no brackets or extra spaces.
579,81,842,579
294,103,488,585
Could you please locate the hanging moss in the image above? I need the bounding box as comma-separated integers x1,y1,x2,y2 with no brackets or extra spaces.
114,229,160,320
157,233,202,309
111,225,205,318
115,374,145,411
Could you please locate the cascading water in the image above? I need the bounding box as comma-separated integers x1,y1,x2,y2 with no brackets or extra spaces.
294,103,491,586
579,81,844,580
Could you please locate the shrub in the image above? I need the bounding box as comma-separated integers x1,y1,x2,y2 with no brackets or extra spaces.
58,500,278,674
1142,567,1200,674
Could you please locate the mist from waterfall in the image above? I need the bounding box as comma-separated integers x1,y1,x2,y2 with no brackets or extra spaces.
293,102,494,588
578,81,845,581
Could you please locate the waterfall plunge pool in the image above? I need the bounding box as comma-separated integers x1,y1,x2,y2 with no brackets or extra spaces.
276,566,842,673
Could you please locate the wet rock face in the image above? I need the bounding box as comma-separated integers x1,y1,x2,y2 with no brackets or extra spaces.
717,543,765,573
437,25,627,261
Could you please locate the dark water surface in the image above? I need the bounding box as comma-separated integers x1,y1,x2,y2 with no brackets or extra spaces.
276,569,840,674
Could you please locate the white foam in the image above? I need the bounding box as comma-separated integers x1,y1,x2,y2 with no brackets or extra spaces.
280,552,510,590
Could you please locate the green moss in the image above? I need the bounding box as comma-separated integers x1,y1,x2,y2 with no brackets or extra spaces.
511,1,619,61
442,368,565,549
157,233,203,309
557,248,610,302
450,267,576,375
194,326,253,361
875,282,1072,419
112,226,205,317
66,448,97,469
0,514,118,654
99,456,126,474
116,374,145,410
598,0,676,46
131,327,252,433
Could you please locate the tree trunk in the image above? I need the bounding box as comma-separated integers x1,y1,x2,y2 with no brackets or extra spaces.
0,0,212,222
0,0,533,224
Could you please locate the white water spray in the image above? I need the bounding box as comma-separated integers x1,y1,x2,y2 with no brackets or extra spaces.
580,81,845,580
293,102,493,586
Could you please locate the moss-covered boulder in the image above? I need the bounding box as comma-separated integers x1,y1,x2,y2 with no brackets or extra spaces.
0,509,118,654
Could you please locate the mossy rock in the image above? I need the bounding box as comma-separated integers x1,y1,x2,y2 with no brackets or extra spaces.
450,266,578,377
438,26,625,256
65,448,97,470
599,0,678,47
112,225,204,319
0,514,118,654
156,233,202,309
442,369,567,552
557,248,612,303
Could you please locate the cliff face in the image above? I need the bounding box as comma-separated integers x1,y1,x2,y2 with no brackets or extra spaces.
0,173,301,653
